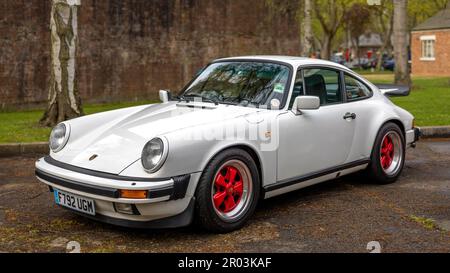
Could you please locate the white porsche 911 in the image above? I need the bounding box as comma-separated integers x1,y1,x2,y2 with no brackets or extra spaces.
35,56,421,233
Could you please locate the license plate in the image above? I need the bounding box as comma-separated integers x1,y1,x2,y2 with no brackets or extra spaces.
54,189,96,216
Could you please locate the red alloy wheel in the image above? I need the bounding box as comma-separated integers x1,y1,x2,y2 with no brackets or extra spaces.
380,135,394,169
213,165,244,213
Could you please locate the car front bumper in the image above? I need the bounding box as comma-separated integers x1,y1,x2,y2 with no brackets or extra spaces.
35,156,200,228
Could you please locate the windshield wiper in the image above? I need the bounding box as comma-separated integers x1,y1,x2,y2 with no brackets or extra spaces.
184,94,219,105
173,95,190,102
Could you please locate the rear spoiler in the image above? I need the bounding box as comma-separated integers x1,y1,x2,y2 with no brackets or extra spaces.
375,84,411,97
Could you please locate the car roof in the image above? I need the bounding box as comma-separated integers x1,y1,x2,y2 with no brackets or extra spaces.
214,55,352,71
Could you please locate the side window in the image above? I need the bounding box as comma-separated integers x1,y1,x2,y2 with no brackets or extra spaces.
344,74,372,101
289,70,304,108
303,68,342,106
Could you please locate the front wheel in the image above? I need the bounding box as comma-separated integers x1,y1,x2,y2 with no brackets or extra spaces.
367,123,405,184
194,149,260,233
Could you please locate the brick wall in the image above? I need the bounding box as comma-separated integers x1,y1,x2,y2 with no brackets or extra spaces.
411,29,450,76
0,0,300,110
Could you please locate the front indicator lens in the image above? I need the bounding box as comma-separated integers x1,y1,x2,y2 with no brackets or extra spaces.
119,189,148,199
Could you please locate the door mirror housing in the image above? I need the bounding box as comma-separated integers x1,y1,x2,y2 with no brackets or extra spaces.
159,90,171,103
292,96,320,115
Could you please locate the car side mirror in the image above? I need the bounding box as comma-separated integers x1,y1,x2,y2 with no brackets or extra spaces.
292,96,320,115
159,90,171,103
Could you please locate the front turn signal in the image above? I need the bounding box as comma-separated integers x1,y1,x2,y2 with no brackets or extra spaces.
119,189,148,199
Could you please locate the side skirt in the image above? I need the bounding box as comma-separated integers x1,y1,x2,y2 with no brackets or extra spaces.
263,159,370,199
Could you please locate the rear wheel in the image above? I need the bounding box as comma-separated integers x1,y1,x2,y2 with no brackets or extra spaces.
367,123,405,184
195,149,260,233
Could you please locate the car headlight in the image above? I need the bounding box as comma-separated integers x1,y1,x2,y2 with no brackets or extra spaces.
141,137,168,173
49,123,70,153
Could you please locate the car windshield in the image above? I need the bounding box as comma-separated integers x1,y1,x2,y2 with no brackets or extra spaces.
179,62,291,108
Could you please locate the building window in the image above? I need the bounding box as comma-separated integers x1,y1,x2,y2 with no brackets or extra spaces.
420,35,436,61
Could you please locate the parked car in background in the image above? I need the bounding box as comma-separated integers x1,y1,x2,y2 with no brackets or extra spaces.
363,58,378,70
383,59,395,71
330,53,346,65
352,58,378,70
345,57,380,70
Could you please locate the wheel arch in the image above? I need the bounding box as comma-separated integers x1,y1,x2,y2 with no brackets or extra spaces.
370,118,406,158
383,119,406,137
201,144,264,191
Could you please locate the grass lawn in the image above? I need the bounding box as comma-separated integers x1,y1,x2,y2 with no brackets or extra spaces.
0,100,157,144
0,74,449,144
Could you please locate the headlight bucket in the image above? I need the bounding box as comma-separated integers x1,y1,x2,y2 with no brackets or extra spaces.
141,137,168,173
49,123,70,153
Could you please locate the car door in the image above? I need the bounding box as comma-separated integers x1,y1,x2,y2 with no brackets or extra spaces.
277,67,357,182
341,72,375,162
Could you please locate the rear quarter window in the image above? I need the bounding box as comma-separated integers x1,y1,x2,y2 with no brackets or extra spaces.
344,74,372,101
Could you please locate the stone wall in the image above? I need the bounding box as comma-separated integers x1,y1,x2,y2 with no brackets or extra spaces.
0,0,300,110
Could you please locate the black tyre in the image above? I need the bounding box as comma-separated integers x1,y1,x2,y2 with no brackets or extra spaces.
367,122,405,184
194,148,260,233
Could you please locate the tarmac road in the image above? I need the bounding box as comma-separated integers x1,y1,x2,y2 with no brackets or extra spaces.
0,139,449,253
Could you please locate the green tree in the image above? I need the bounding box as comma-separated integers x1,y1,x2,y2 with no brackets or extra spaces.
344,3,372,64
313,0,350,60
408,0,449,30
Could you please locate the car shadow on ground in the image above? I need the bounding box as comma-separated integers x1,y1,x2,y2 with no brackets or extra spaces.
72,171,376,237
2,140,449,252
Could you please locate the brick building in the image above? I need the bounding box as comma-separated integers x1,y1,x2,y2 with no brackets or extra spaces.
411,6,450,76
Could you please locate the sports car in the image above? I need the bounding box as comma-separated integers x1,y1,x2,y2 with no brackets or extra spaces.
35,56,421,233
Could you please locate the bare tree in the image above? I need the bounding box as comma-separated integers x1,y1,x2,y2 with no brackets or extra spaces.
372,1,394,71
41,0,83,127
301,0,314,57
393,0,411,85
344,3,372,66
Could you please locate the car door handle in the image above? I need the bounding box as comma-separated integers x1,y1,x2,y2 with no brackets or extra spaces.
343,112,356,120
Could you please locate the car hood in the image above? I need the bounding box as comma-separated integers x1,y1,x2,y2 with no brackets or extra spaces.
52,102,262,175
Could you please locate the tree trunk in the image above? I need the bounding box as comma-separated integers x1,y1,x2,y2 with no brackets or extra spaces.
393,0,411,85
301,0,313,57
376,44,386,71
376,7,394,71
41,0,83,127
321,34,333,61
354,39,360,67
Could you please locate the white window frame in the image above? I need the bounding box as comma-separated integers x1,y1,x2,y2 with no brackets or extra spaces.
420,35,436,61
